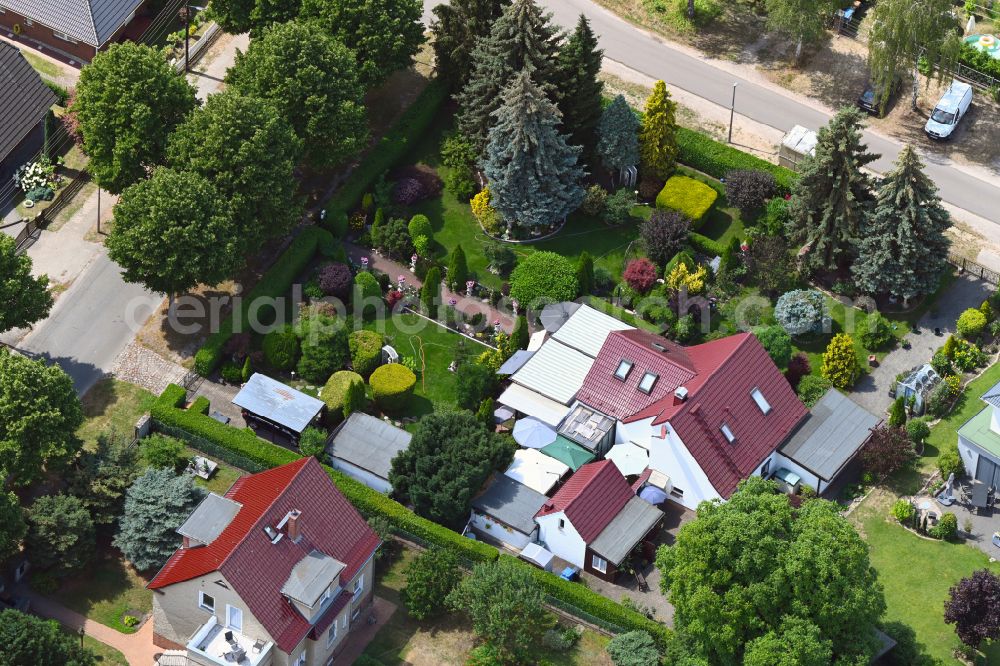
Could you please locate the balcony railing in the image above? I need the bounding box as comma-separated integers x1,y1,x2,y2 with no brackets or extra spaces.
186,615,274,666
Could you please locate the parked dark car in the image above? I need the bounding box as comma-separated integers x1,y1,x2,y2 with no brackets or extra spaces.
858,79,901,117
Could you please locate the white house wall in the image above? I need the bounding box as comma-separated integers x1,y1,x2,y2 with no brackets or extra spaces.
536,511,586,568
469,511,533,550
645,420,720,511
330,459,391,494
958,434,981,481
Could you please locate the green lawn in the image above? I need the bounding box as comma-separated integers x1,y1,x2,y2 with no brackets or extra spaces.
83,635,129,665
362,313,491,418
51,549,152,634
851,491,1000,663
186,447,245,495
77,379,157,449
21,50,62,81
362,547,612,665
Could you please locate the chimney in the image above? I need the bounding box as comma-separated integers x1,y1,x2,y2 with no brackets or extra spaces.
287,510,302,542
182,536,191,549
674,386,689,402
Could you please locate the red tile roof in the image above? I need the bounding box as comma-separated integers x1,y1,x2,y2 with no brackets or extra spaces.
576,330,696,419
628,333,808,498
535,460,634,542
148,457,380,653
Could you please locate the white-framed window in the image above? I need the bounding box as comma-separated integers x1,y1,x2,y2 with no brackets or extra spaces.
52,30,78,43
761,459,770,477
558,518,565,530
614,359,633,380
750,388,771,414
638,372,658,394
226,604,243,632
327,621,338,647
198,591,215,613
341,615,348,630
319,585,333,607
294,651,307,666
720,423,735,443
591,554,607,574
352,574,365,602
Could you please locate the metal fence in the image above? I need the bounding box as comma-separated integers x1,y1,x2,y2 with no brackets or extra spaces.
948,252,1000,285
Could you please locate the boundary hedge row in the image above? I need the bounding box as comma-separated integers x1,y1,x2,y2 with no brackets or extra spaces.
149,384,671,644
676,126,796,194
193,226,330,375
688,231,726,258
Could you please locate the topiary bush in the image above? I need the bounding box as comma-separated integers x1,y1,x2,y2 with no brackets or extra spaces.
654,175,718,228
408,214,433,246
353,271,383,320
724,169,777,214
821,333,861,390
320,370,365,424
774,289,830,336
370,363,416,412
509,252,579,305
957,308,987,339
318,262,353,300
860,312,894,350
349,330,383,378
623,258,658,294
797,375,832,407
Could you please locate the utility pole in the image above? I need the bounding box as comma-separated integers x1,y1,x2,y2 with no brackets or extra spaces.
96,187,101,235
728,83,738,144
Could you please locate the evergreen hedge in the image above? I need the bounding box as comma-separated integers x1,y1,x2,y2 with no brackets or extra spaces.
369,363,416,412
676,126,796,193
655,175,718,228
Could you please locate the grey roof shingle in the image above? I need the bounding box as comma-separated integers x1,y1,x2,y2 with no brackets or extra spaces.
471,474,548,535
0,42,57,163
327,412,412,480
780,389,881,482
0,0,144,46
982,380,1000,409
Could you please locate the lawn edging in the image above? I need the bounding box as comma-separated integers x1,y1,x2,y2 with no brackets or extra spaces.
149,384,672,646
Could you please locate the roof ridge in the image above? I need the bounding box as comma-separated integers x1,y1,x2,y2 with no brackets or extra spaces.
82,0,100,47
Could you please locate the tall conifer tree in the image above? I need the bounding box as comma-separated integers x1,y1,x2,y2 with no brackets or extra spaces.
456,0,560,151
852,146,950,303
431,0,511,90
597,94,640,177
787,107,879,273
483,71,585,229
554,15,604,168
638,81,679,181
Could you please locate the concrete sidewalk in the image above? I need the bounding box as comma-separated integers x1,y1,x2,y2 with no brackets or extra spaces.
186,31,249,101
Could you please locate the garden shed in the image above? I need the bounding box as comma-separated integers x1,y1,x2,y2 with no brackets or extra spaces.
895,364,941,416
778,125,817,170
232,373,324,441
327,412,412,493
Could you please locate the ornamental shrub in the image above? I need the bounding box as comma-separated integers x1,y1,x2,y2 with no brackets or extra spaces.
377,218,414,260
797,375,832,407
353,272,383,320
484,242,516,277
927,376,962,417
906,418,930,444
641,209,690,268
581,184,608,215
605,188,637,226
929,512,957,540
299,426,327,460
509,252,578,306
665,261,707,295
408,215,433,246
774,289,829,336
623,258,658,294
297,313,350,383
140,434,189,473
761,197,790,237
349,330,383,378
370,363,416,412
784,352,811,390
396,164,443,199
655,175,718,228
953,340,986,372
821,333,860,389
860,312,894,350
262,325,300,371
606,630,661,666
931,350,953,377
724,169,777,214
471,186,503,235
888,396,907,427
753,325,792,368
938,443,965,478
320,370,365,424
392,177,425,205
957,308,987,339
676,125,796,193
318,262,353,300
891,499,914,524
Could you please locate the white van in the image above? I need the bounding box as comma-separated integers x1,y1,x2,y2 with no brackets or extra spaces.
924,81,973,140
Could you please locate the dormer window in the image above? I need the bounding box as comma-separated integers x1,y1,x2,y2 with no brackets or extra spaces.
319,585,333,607
638,372,658,394
720,423,735,443
614,360,633,380
751,388,772,414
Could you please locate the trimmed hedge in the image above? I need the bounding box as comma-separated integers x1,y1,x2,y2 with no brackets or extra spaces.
349,330,384,379
322,79,449,227
655,175,718,228
688,232,726,258
369,363,416,412
149,384,671,645
320,370,364,425
676,126,796,194
189,396,210,415
194,227,332,376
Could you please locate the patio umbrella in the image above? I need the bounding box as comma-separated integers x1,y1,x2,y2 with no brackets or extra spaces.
540,302,581,333
639,485,669,505
493,405,515,424
605,442,650,476
512,417,558,449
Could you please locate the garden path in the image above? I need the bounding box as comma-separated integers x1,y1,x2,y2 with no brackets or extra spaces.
14,584,158,666
344,242,516,332
850,274,994,416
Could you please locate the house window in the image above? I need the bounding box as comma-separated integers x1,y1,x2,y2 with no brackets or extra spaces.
226,605,243,632
52,31,78,43
751,388,771,414
198,591,215,613
327,622,338,647
294,652,307,666
670,486,684,498
638,372,659,394
761,459,770,477
591,554,607,574
319,585,333,607
352,574,364,602
341,615,348,630
614,359,633,380
720,423,735,443
558,518,565,530
24,18,33,26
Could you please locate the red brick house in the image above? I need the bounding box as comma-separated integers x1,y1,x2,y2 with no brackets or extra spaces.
0,41,56,196
148,457,381,666
0,0,149,64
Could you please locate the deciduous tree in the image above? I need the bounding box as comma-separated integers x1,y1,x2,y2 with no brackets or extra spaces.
0,349,82,486
509,251,579,306
225,21,368,168
167,89,303,255
107,168,240,303
944,569,1000,649
641,209,689,268
606,630,662,666
74,42,197,194
638,81,678,181
743,616,833,666
555,15,604,167
299,0,424,87
26,494,95,576
860,425,915,481
115,468,206,571
765,0,840,61
401,548,462,620
0,233,52,335
482,71,584,229
754,325,793,368
787,107,878,273
0,609,97,666
597,95,640,178
431,0,511,89
389,411,514,528
852,146,950,303
0,492,26,564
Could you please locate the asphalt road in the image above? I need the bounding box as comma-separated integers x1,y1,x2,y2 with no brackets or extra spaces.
423,0,1000,227
7,250,161,396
